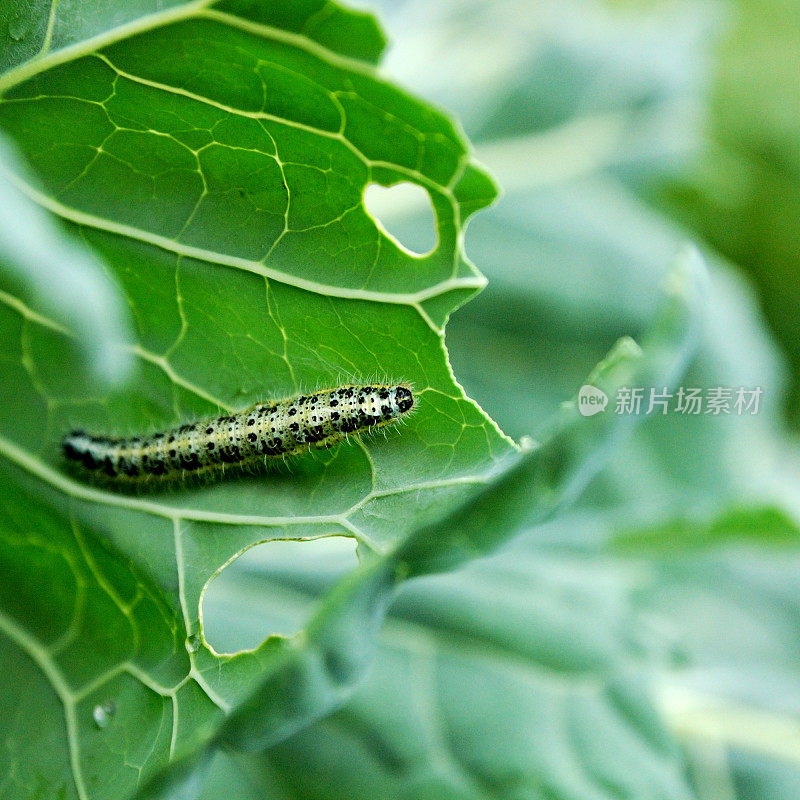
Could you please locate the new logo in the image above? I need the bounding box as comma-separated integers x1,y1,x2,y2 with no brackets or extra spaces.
578,385,608,417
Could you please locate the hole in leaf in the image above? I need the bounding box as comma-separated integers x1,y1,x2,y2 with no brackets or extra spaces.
201,536,359,654
363,181,438,256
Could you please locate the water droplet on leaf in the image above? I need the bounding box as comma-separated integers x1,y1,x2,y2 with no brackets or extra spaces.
92,701,116,729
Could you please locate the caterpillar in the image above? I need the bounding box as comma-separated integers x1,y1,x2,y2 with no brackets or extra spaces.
62,383,415,483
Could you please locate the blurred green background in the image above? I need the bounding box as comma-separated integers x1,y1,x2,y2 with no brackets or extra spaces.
654,0,800,425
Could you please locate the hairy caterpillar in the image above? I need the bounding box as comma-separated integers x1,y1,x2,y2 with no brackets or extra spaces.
62,384,415,483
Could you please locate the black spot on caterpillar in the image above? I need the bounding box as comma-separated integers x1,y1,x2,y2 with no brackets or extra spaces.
62,384,416,484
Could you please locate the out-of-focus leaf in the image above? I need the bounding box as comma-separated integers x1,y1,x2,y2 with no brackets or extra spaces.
203,549,697,800
340,4,800,794
0,134,133,382
628,541,800,799
374,0,717,175
198,491,800,800
394,249,706,576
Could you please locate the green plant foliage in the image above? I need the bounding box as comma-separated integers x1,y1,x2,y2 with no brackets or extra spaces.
2,1,797,799
198,504,800,800
0,1,705,797
186,2,800,797
0,1,519,795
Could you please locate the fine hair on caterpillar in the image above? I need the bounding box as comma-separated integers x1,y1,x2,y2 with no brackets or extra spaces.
62,383,416,486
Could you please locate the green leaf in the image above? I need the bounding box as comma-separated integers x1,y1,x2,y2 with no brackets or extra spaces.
202,549,698,800
0,476,221,799
0,0,387,78
0,1,521,796
624,531,800,800
198,482,800,800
